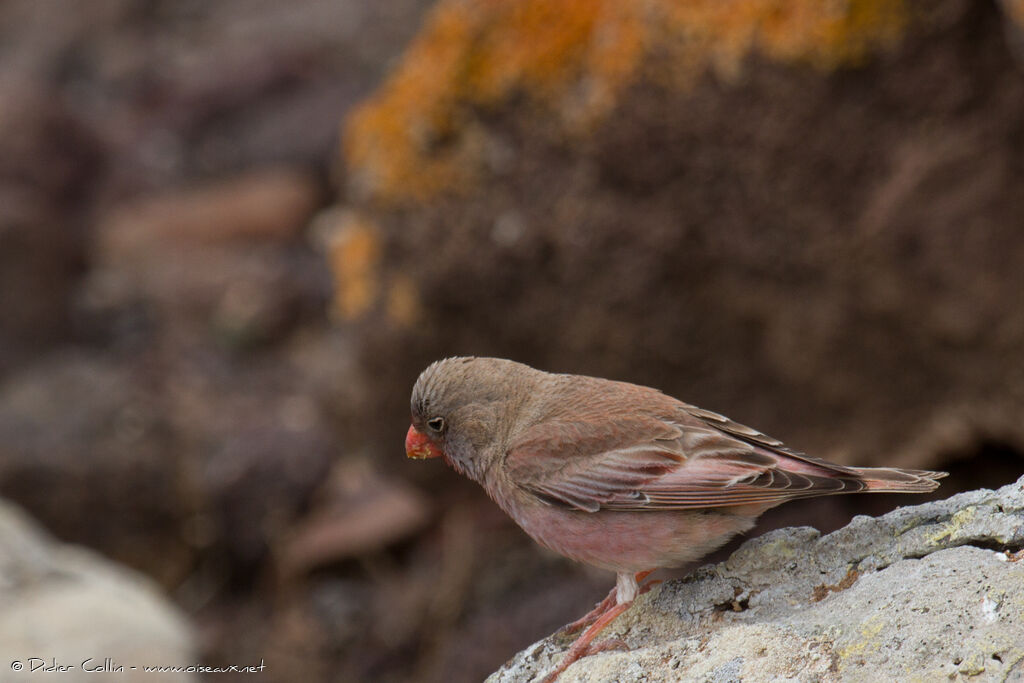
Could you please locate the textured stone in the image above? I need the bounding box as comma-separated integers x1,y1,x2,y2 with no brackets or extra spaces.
337,0,1024,480
489,476,1024,682
0,500,196,682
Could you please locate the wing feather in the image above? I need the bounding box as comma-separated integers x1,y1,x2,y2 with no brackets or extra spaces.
505,405,876,513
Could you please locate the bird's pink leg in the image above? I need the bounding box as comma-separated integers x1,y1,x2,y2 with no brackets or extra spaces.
558,570,657,636
636,569,662,596
542,601,632,683
557,587,617,636
543,570,664,681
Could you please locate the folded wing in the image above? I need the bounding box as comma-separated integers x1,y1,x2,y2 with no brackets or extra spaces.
506,405,944,513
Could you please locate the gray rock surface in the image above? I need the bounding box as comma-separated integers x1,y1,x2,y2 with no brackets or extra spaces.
489,477,1024,682
0,500,196,682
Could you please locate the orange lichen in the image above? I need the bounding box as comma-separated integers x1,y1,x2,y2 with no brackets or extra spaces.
323,211,381,321
343,0,909,204
752,0,907,66
320,210,421,326
1003,0,1024,31
385,275,420,327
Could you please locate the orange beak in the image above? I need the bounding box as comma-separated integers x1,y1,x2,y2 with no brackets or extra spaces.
406,425,443,459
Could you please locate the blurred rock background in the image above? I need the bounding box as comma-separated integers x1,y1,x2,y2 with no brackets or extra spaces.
1,0,1023,681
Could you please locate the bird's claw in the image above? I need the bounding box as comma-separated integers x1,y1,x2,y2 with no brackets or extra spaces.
556,589,618,637
540,637,631,683
582,637,630,655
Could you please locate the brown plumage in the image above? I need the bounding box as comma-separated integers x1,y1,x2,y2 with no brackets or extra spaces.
405,357,945,680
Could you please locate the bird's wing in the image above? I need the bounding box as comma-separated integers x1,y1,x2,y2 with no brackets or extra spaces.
504,406,875,513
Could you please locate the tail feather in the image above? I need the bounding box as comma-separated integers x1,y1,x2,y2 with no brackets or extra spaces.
851,466,948,493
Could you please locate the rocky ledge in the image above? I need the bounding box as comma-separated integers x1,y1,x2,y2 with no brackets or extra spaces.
489,476,1024,682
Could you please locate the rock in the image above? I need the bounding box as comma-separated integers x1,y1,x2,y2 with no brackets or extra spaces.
344,0,918,205
0,348,337,586
84,167,328,343
0,499,196,682
96,168,321,258
336,0,1024,475
0,352,191,584
200,417,335,575
489,476,1024,682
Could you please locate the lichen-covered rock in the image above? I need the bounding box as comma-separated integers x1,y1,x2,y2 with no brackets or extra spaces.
0,500,196,682
344,0,913,205
333,0,1024,476
489,476,1024,682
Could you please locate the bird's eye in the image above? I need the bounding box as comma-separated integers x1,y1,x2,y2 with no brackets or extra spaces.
427,417,446,433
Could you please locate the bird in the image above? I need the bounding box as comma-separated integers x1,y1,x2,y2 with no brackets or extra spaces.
404,357,946,681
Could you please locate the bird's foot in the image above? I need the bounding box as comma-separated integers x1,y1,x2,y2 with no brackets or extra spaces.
542,601,632,683
580,637,629,655
558,570,657,637
556,588,617,637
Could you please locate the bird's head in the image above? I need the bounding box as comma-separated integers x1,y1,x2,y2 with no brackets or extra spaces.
406,357,536,482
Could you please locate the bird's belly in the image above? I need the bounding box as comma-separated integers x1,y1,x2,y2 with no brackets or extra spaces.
510,504,756,573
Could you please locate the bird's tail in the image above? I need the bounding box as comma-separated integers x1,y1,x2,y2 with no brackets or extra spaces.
851,466,947,493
